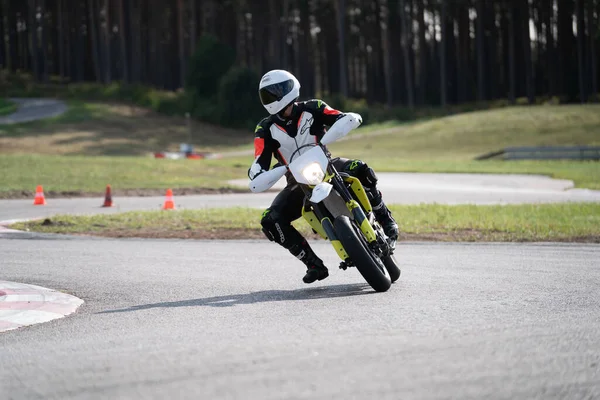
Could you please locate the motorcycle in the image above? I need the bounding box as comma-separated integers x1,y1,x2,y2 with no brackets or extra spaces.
249,126,401,292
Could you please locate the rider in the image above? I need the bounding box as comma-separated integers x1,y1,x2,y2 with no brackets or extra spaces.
248,69,399,284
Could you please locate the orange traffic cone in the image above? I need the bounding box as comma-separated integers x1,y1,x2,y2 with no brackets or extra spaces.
102,185,114,207
33,185,46,205
162,189,175,210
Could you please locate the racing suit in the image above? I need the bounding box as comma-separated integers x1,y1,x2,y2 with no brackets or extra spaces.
248,99,397,278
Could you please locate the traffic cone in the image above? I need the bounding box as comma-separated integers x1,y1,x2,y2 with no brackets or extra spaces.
162,188,175,210
102,185,114,207
33,185,46,205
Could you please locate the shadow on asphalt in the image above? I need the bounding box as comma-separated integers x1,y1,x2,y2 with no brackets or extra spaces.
99,283,374,313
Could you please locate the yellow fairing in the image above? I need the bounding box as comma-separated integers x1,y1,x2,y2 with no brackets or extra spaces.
343,176,372,213
358,218,377,242
302,209,328,239
330,240,349,260
346,200,377,243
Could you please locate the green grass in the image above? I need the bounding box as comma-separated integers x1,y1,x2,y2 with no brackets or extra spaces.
0,98,18,116
0,154,249,195
11,203,600,242
331,105,600,160
329,105,600,189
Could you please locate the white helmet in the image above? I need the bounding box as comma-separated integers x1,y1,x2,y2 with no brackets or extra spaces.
258,70,301,115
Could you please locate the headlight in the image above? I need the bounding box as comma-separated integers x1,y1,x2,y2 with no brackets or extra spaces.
301,163,325,185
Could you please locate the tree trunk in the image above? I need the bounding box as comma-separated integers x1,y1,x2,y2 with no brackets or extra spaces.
440,0,447,107
543,0,556,97
102,0,111,83
487,2,499,99
177,0,185,88
416,0,427,104
400,0,414,108
300,0,314,96
117,0,129,82
336,0,348,97
382,0,394,107
281,0,290,70
6,0,17,71
190,0,196,55
75,1,85,81
476,0,485,101
522,0,534,104
588,0,598,99
0,0,8,70
129,0,140,82
557,0,576,100
576,0,586,102
57,0,65,77
508,0,516,104
456,2,470,103
0,0,5,69
64,0,71,78
266,0,279,70
38,0,47,81
29,0,39,81
88,0,101,82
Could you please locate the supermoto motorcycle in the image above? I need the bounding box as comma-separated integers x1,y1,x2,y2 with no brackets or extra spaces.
249,126,401,292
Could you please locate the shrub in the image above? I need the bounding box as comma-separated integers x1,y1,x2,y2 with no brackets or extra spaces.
217,66,264,128
186,35,236,101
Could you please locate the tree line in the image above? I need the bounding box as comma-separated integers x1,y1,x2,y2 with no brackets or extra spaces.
1,0,599,108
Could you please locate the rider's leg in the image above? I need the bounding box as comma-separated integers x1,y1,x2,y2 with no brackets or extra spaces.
334,158,399,241
261,183,328,283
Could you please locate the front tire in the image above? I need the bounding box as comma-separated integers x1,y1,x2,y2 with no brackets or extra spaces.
334,216,391,292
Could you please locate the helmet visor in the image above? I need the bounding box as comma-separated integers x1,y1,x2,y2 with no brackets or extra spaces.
259,79,295,105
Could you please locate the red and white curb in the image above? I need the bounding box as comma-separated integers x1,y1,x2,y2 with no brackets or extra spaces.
0,280,84,332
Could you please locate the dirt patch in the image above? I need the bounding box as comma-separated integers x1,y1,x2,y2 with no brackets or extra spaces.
0,187,251,199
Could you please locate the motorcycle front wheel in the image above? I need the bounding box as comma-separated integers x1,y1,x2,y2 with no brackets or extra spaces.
334,215,391,292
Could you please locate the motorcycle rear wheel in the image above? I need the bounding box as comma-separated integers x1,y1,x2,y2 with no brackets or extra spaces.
334,216,391,292
382,254,401,283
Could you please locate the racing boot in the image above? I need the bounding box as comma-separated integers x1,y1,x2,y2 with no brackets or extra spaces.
291,240,329,283
370,190,399,242
303,259,329,284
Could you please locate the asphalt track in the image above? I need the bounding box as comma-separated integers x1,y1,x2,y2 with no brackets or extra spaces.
1,173,600,399
0,98,67,125
1,238,599,399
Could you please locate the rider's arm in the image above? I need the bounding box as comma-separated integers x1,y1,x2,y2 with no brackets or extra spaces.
311,100,362,141
248,122,273,180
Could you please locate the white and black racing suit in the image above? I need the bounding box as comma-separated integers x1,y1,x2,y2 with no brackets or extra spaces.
248,99,397,269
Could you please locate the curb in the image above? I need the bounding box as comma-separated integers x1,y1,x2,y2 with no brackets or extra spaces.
0,280,84,332
0,218,33,234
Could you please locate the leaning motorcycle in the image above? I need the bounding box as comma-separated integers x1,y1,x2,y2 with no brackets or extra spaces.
249,125,401,292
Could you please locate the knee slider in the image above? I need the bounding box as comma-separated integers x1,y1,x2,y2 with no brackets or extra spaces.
350,161,378,189
260,210,287,245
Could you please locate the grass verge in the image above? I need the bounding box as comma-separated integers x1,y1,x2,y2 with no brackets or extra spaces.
0,154,250,197
11,203,600,243
333,105,600,159
0,98,18,116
